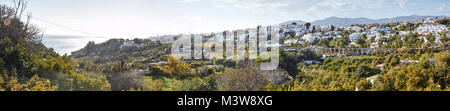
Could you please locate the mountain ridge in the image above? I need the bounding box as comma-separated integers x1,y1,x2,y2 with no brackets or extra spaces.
280,15,448,26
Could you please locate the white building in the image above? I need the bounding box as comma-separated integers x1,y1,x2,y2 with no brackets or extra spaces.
284,39,299,45
366,75,379,84
350,33,361,42
302,34,319,43
416,24,447,34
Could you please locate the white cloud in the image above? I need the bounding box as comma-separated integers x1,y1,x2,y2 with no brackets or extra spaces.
28,0,450,39
397,0,408,9
439,2,450,10
183,0,201,3
215,0,399,21
216,0,292,12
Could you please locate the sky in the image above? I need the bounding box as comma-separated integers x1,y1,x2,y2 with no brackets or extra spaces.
2,0,450,39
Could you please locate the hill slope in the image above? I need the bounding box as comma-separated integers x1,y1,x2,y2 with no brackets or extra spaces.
281,15,448,26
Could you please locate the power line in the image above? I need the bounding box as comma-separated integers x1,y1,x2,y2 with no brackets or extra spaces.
29,16,107,38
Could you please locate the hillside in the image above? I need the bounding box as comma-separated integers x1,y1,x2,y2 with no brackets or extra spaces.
69,17,450,91
71,38,171,63
0,2,111,91
280,15,448,26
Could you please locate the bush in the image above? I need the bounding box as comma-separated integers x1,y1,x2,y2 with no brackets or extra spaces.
355,65,378,78
356,80,372,91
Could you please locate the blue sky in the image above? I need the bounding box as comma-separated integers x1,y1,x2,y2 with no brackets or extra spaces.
3,0,449,38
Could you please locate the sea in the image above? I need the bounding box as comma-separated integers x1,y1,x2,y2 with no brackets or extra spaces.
41,35,109,55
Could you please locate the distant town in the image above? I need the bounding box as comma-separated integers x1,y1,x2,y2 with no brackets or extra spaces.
114,15,449,59
2,0,449,92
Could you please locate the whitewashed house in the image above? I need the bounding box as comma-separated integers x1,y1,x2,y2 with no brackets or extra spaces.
350,33,361,42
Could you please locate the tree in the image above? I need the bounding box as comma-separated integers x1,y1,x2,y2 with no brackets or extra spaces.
425,33,436,44
0,1,114,91
403,33,420,48
355,35,367,48
437,18,449,26
107,72,142,91
24,75,57,91
164,56,192,78
148,66,164,76
0,69,23,91
439,31,447,46
330,25,335,31
355,65,377,78
373,52,449,91
0,0,42,44
311,26,316,33
378,37,388,47
0,75,4,91
379,30,386,36
0,70,61,91
384,55,400,70
305,23,311,32
317,38,331,48
330,36,350,48
434,52,449,89
356,80,372,91
216,63,269,91
0,57,4,68
279,49,299,78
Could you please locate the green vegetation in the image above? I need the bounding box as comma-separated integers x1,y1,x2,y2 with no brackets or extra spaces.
283,52,449,91
0,2,110,91
0,1,448,91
